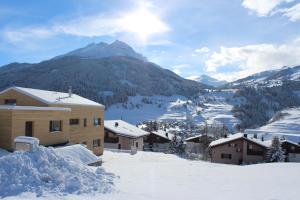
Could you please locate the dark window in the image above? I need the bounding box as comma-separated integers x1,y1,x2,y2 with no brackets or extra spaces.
49,120,62,132
93,139,101,147
70,119,79,125
5,99,16,105
136,142,139,148
221,153,232,159
105,131,109,138
25,121,33,137
94,118,101,126
84,118,87,127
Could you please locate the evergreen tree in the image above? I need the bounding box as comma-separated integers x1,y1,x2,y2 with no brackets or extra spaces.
266,137,285,162
169,135,186,155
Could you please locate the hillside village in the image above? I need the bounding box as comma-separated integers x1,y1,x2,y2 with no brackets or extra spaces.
0,85,300,199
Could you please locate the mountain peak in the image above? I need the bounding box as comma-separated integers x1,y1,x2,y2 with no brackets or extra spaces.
187,74,228,87
56,40,147,61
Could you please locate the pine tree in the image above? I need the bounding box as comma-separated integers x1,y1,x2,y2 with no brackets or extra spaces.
266,137,285,162
169,135,186,155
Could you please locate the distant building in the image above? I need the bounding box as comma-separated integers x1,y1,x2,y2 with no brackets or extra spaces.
104,120,149,151
209,133,269,165
0,86,105,155
281,140,300,162
185,134,214,154
144,130,173,152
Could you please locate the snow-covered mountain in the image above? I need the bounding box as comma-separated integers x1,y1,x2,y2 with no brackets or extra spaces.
187,75,227,87
55,40,147,61
0,41,207,107
227,65,300,88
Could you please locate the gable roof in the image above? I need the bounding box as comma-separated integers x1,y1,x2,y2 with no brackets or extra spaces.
0,87,104,107
104,120,149,138
151,130,174,141
209,133,270,148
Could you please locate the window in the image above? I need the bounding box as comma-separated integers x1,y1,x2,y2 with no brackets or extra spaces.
84,118,87,127
49,120,62,132
94,118,101,126
4,99,16,105
69,119,79,125
82,141,87,145
93,139,101,147
221,153,232,159
105,131,109,138
136,142,139,148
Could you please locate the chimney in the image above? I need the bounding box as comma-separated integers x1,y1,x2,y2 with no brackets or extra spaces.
115,122,119,127
224,134,227,138
166,132,169,137
244,134,247,138
68,86,72,97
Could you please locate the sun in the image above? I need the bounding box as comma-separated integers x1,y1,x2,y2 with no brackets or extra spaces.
118,8,169,41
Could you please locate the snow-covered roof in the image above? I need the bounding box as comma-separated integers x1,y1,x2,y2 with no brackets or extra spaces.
14,136,40,145
185,135,205,141
104,120,149,138
0,87,104,107
151,130,173,141
55,144,101,165
0,105,71,111
209,133,270,148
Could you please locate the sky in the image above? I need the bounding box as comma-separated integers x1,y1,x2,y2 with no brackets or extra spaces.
0,0,300,81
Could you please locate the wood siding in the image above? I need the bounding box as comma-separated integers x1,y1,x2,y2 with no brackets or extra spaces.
0,89,105,155
0,89,47,106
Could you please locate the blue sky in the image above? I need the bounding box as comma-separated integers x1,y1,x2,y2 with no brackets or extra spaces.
1,0,300,81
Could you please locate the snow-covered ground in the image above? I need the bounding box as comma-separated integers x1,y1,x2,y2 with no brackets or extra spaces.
106,90,240,132
246,108,300,143
5,150,300,200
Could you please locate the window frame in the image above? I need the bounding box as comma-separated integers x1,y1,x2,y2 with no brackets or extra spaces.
93,118,102,126
4,99,17,105
93,139,101,147
49,120,62,132
69,118,80,125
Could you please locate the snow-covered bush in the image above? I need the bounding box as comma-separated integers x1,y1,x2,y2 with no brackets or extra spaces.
266,137,285,163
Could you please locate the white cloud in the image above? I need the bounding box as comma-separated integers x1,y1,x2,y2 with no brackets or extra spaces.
173,68,181,75
205,41,300,81
194,47,210,54
172,64,191,75
242,0,294,16
278,3,300,21
2,3,169,46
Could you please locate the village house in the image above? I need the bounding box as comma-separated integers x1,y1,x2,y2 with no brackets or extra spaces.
104,120,149,151
185,134,215,154
209,133,269,165
143,130,173,152
281,140,300,162
0,86,104,155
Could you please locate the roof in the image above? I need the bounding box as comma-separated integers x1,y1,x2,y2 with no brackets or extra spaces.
209,133,270,148
104,120,149,138
185,134,207,142
0,105,71,111
151,130,173,141
0,87,104,107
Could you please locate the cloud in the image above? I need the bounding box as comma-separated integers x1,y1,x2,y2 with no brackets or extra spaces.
194,47,210,54
278,3,300,21
172,64,191,75
242,0,294,16
205,41,300,81
2,3,170,46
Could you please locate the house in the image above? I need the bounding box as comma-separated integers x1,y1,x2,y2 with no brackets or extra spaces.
104,120,149,151
209,133,269,165
0,86,104,155
143,130,173,152
185,134,214,154
281,140,300,162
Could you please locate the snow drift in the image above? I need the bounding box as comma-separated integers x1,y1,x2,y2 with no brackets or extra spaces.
0,146,115,197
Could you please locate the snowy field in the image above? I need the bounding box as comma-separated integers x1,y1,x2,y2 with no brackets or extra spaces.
4,150,300,200
246,108,300,143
